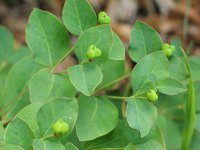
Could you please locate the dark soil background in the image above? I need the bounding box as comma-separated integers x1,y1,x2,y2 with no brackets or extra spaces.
0,0,200,56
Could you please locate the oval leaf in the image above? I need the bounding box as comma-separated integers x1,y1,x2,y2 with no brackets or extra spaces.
5,118,35,150
128,21,162,62
29,68,75,103
97,59,125,90
157,78,187,95
131,52,169,95
37,98,78,137
16,103,43,135
26,8,70,67
0,56,42,121
0,144,24,150
126,98,157,137
62,0,97,35
76,95,118,141
109,32,125,60
68,63,102,96
75,25,113,65
33,139,65,150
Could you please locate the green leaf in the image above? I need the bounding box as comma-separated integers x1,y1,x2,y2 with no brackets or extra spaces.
5,118,35,150
37,98,78,137
29,68,75,103
16,103,43,135
131,52,169,95
75,25,113,65
97,60,125,90
190,132,200,150
68,63,102,96
26,8,70,67
195,81,200,112
157,115,181,150
76,95,118,141
126,98,157,137
83,120,139,149
128,21,162,62
109,32,125,60
169,55,188,82
195,114,200,132
65,142,79,150
33,139,65,150
156,78,187,95
0,122,5,145
0,56,42,121
7,47,30,65
136,140,163,150
0,26,14,63
125,144,137,150
189,56,200,81
62,0,97,35
0,144,24,150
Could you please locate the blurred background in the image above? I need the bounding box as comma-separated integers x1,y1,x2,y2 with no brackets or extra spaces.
0,0,200,56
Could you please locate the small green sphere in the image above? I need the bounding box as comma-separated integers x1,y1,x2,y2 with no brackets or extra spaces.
86,49,95,59
146,89,158,102
163,48,173,57
162,43,170,50
52,119,69,134
88,44,96,50
94,48,102,57
98,11,111,24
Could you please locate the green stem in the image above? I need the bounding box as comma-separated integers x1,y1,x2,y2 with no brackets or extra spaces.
122,81,131,118
181,48,196,150
80,57,89,65
40,134,55,140
99,95,129,100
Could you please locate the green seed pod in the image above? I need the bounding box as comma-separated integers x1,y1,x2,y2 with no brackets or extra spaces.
88,44,96,51
146,89,158,102
98,11,111,24
86,49,95,59
52,119,69,134
163,48,173,57
94,48,102,57
162,43,170,50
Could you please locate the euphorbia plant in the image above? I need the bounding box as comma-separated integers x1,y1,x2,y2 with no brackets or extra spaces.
0,0,199,150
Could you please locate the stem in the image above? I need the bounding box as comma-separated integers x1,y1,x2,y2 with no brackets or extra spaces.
122,81,131,118
40,135,55,140
80,57,89,65
181,48,196,150
99,95,129,100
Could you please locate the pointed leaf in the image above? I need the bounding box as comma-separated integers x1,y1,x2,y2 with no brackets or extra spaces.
109,32,125,60
62,0,97,35
33,139,65,150
157,78,186,95
128,21,162,62
5,118,34,150
131,52,169,95
126,98,157,137
26,8,70,67
37,98,78,137
76,95,118,141
75,25,113,65
68,63,102,96
29,68,75,103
